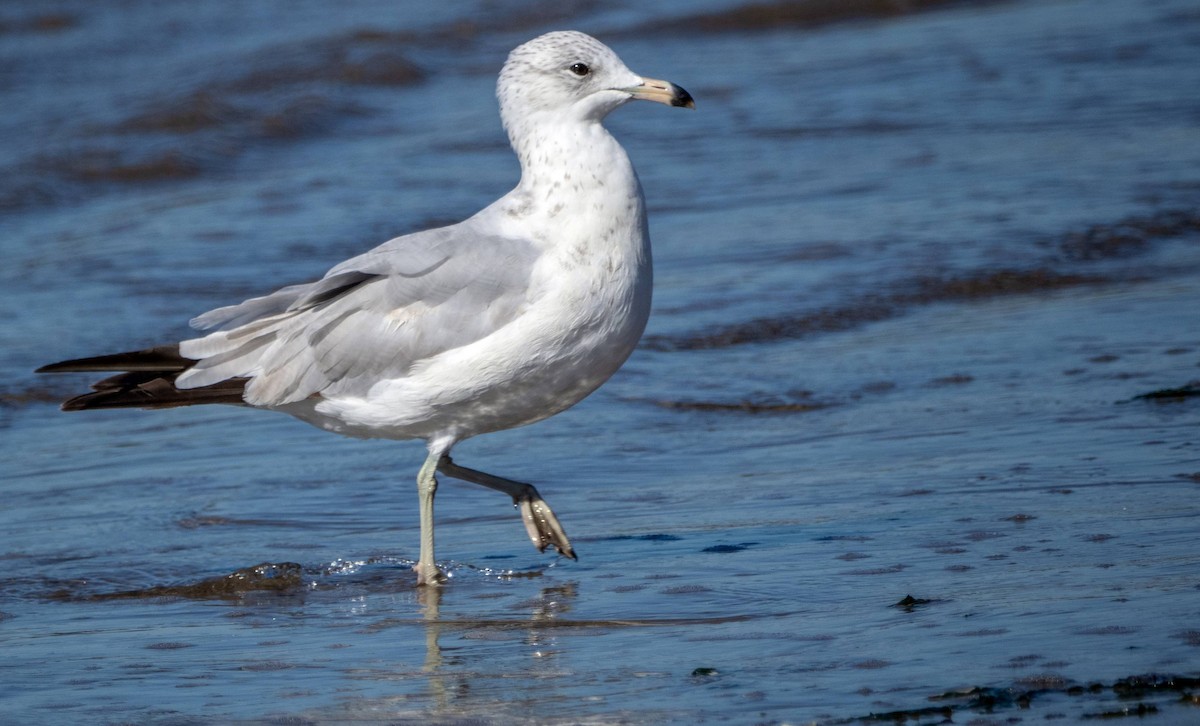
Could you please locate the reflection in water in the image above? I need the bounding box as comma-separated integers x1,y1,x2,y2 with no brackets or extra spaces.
525,582,576,660
418,586,447,710
417,581,580,716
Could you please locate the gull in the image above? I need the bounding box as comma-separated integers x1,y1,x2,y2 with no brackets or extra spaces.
37,31,694,586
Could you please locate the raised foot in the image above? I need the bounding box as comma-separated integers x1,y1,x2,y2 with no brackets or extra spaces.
516,488,576,560
435,456,577,561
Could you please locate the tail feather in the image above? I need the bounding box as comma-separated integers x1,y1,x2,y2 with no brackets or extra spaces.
38,345,248,411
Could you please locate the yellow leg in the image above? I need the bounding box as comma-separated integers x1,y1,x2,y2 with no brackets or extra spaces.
414,448,446,586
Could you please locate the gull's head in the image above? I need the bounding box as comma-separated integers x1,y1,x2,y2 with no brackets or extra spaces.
498,30,693,134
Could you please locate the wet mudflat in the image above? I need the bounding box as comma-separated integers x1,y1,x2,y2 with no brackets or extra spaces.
2,0,1199,722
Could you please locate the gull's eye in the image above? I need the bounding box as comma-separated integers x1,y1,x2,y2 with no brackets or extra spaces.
568,62,590,77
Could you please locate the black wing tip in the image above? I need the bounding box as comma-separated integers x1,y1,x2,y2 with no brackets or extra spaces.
57,388,156,412
36,346,245,411
36,346,191,375
60,396,91,412
54,382,246,411
37,360,79,374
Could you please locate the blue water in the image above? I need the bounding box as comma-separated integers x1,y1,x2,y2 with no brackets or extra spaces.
3,0,1200,722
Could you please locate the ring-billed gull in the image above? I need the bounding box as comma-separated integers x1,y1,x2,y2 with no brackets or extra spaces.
37,30,694,585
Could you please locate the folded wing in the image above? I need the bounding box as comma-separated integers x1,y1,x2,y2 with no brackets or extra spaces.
175,222,540,407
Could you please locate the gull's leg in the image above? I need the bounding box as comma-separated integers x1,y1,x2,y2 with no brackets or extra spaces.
437,455,576,560
415,448,447,586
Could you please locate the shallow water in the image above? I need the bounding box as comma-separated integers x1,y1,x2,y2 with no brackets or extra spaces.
2,0,1200,723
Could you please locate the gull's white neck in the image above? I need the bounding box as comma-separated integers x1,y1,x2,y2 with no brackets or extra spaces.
489,109,653,357
498,114,645,247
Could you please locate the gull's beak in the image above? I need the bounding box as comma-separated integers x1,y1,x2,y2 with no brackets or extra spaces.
625,76,695,109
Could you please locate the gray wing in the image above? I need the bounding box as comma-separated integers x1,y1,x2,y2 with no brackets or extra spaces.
176,222,540,406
